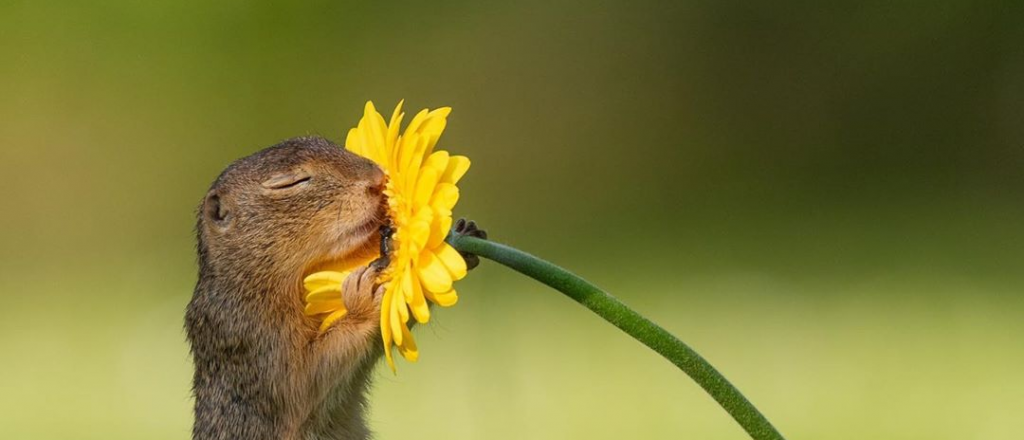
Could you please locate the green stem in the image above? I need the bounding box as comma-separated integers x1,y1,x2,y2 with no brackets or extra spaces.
447,233,785,440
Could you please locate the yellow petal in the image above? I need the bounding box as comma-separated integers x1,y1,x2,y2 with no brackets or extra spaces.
404,268,430,324
413,166,441,208
396,324,419,362
407,222,430,255
435,242,468,280
424,150,450,174
395,131,417,176
345,128,364,157
398,109,430,171
384,343,396,372
306,284,343,303
420,107,451,137
305,299,344,316
349,102,387,165
396,293,409,323
403,109,431,144
403,109,449,186
431,183,459,212
407,206,434,252
381,289,396,372
429,288,459,307
390,307,403,346
386,100,405,154
399,270,413,302
417,250,453,293
440,155,470,184
365,101,387,150
427,213,453,249
303,271,346,292
318,308,348,332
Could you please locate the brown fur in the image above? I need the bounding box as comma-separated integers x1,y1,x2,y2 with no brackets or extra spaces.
186,136,388,440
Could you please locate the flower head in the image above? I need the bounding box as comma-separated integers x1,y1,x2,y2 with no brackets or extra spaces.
303,101,470,370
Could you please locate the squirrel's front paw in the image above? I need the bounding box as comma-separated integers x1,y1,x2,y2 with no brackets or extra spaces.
341,266,383,320
453,218,487,270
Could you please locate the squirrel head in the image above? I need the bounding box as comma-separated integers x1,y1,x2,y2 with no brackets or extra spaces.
197,136,385,287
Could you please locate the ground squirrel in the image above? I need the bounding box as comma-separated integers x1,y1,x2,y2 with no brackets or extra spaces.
186,136,485,440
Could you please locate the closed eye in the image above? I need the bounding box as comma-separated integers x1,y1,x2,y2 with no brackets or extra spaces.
262,172,312,190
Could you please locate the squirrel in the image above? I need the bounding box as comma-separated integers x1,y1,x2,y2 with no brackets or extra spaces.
185,136,484,440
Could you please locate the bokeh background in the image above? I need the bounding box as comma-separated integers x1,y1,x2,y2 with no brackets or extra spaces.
2,1,1023,438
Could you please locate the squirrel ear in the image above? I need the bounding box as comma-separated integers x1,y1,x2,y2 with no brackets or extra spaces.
204,191,230,226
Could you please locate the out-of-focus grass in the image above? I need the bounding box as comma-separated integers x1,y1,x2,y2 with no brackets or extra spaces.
2,269,1022,439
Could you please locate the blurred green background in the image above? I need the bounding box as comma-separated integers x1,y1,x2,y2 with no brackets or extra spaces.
2,0,1023,438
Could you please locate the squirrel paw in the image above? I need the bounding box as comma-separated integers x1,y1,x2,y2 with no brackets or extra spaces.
341,265,382,320
453,218,487,271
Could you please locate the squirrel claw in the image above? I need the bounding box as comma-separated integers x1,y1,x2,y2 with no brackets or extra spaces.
454,218,487,240
453,218,487,270
369,256,389,272
371,223,394,271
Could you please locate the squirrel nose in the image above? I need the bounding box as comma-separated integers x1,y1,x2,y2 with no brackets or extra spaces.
366,166,386,196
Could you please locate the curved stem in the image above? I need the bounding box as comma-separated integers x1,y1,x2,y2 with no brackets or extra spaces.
447,233,785,440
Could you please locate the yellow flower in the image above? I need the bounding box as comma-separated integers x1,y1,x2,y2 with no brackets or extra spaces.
303,100,470,371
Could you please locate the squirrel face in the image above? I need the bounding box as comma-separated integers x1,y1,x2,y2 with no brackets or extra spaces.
197,136,386,283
